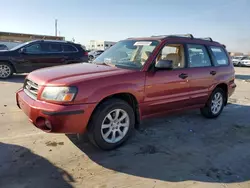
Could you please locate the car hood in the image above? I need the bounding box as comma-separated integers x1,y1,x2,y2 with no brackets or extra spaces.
28,63,136,86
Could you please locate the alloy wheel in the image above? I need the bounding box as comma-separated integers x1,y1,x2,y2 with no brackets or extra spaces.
0,64,11,78
211,92,223,115
101,109,130,144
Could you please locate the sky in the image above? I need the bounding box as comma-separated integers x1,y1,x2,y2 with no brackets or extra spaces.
1,0,250,53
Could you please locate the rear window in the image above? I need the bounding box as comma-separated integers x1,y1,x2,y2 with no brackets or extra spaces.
62,44,78,52
209,46,229,66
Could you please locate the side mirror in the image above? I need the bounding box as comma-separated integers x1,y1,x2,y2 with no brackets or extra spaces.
19,48,27,54
155,60,173,70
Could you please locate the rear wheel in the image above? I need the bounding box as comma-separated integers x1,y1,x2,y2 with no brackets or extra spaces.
88,98,135,150
0,62,13,79
88,55,94,61
200,88,225,118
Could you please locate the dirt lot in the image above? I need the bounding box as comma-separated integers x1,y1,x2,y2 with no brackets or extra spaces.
0,68,250,188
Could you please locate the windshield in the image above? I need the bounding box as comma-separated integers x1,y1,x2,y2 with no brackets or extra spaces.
10,42,29,50
93,40,159,69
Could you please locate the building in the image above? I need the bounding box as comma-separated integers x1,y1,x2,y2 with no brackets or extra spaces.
88,40,116,51
0,31,65,49
0,31,65,43
229,52,244,57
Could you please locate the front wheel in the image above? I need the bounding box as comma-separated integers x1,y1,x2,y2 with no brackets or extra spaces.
0,62,13,79
88,98,135,150
200,88,225,118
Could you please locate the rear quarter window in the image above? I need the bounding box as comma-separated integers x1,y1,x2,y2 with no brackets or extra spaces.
209,46,229,66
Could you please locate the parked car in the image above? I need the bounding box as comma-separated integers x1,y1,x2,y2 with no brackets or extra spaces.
232,56,247,66
88,50,104,61
0,44,8,50
0,41,22,50
0,40,88,78
16,34,236,150
239,56,250,67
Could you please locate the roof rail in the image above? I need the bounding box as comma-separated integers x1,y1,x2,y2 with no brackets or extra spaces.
151,34,194,39
168,34,194,39
199,37,213,42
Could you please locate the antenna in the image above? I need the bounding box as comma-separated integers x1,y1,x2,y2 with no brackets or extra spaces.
55,19,58,36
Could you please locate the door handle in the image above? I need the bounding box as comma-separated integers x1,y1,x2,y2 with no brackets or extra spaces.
179,73,188,79
210,71,217,75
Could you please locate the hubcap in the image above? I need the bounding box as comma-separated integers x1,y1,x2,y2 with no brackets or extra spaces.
0,65,11,78
101,109,130,144
211,92,223,114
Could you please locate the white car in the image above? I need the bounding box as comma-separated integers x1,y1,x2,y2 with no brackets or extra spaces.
240,56,250,67
232,56,246,66
88,50,104,61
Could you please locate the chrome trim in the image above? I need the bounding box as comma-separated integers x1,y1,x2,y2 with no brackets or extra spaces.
24,89,37,100
23,79,39,99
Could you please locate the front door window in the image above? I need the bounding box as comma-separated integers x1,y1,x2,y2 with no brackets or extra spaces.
155,44,186,69
25,43,43,53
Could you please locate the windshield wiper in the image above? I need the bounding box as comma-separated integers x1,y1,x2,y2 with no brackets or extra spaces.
94,62,116,67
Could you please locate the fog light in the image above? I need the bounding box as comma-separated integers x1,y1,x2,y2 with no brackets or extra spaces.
45,119,52,129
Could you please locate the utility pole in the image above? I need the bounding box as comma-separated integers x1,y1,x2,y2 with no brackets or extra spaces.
55,19,58,36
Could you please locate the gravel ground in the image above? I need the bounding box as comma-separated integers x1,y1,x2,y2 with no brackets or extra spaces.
0,67,250,188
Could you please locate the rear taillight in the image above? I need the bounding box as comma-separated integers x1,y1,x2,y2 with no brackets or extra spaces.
84,51,88,56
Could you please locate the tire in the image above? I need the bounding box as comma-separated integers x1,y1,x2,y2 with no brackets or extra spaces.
200,88,225,118
87,98,135,150
0,62,13,79
88,55,94,61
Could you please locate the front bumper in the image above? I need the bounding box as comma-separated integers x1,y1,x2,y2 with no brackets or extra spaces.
241,63,250,67
16,89,96,133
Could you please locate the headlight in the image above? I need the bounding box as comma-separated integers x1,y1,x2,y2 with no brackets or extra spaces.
41,86,77,102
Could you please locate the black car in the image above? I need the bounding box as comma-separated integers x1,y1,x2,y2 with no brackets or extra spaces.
0,44,8,50
0,40,88,78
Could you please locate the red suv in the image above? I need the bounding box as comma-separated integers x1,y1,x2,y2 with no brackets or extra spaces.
16,34,236,150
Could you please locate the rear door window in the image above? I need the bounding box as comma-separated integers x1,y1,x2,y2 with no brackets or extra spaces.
48,43,62,52
42,43,62,53
209,46,229,66
187,44,212,67
62,44,78,52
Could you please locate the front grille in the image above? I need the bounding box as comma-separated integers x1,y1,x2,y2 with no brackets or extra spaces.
23,79,39,99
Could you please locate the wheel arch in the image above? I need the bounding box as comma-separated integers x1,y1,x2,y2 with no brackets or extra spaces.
0,60,16,73
215,83,228,105
89,92,141,129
